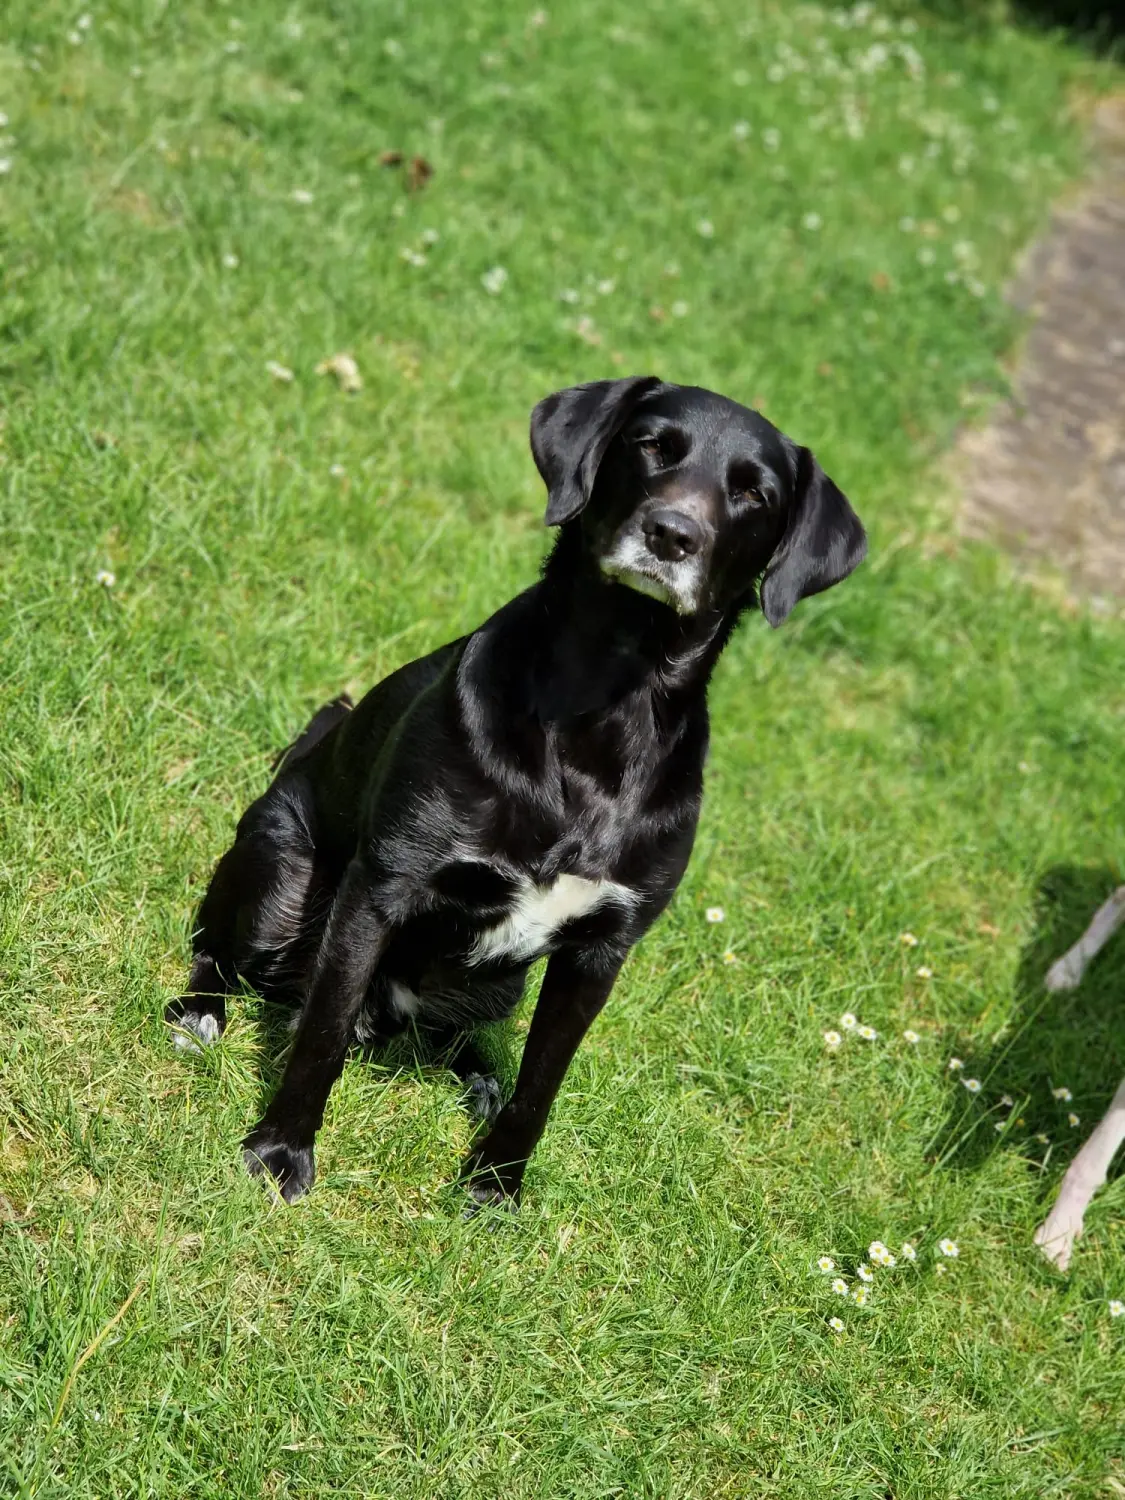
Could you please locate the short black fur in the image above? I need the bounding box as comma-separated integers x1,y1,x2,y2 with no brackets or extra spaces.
168,380,867,1207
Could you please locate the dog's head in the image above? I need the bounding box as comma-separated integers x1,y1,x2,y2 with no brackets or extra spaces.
530,377,866,625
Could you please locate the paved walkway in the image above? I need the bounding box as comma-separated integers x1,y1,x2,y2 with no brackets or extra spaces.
958,97,1125,604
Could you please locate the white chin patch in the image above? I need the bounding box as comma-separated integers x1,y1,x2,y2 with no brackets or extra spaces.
600,559,697,615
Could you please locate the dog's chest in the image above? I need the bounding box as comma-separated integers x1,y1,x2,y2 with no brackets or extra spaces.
468,871,635,965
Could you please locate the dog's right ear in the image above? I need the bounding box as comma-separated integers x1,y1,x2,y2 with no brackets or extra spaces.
531,377,663,526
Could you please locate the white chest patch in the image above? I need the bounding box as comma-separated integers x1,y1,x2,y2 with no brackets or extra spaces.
469,873,637,966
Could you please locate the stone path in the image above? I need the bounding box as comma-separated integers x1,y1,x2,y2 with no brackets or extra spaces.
958,97,1125,604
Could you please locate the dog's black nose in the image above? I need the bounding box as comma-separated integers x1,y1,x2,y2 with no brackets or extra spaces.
642,508,705,563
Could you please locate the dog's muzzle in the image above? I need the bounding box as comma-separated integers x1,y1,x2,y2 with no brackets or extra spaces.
599,505,712,616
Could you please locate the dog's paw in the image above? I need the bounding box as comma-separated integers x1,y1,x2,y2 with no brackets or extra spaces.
462,1179,520,1221
459,1140,524,1218
1034,1209,1083,1272
464,1073,504,1126
242,1127,315,1204
166,998,225,1055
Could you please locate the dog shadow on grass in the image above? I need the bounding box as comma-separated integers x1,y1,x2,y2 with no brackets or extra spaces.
927,865,1125,1197
247,996,517,1123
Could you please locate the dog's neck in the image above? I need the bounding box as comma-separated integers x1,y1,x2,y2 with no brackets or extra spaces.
524,527,733,723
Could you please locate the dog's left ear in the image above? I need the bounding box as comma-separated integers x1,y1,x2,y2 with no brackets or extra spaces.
759,446,867,627
531,376,664,526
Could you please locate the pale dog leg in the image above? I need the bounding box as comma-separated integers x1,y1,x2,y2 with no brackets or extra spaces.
1034,1077,1125,1270
1044,886,1125,992
1034,886,1125,1269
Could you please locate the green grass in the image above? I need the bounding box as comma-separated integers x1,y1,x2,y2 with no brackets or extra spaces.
2,1,1124,1495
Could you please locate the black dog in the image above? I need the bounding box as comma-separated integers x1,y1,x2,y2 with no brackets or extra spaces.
168,378,866,1207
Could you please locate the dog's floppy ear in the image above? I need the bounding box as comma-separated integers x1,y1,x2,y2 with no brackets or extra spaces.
531,376,663,526
759,446,867,627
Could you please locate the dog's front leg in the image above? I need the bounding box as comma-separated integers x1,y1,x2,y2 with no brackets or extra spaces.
463,947,625,1208
1034,1076,1125,1270
243,857,389,1203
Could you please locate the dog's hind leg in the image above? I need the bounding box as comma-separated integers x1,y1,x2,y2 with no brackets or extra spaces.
167,776,328,1052
428,1028,506,1126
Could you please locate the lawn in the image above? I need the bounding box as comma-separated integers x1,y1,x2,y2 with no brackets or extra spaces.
2,1,1124,1495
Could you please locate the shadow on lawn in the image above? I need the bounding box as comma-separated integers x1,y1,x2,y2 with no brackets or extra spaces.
928,864,1125,1190
248,995,517,1121
920,0,1124,50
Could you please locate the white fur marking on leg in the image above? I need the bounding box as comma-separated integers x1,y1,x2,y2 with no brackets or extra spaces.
171,1011,221,1054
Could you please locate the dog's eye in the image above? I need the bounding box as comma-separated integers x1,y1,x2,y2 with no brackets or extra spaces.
636,437,665,463
732,487,766,508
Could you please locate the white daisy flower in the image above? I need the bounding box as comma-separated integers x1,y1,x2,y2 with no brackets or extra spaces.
696,219,714,238
962,1077,982,1094
0,158,11,176
1068,1113,1080,1128
828,1316,845,1332
857,1265,874,1283
721,950,736,966
732,120,751,141
669,300,689,318
948,1058,964,1072
901,1243,916,1261
95,569,115,587
1051,1086,1073,1103
803,212,822,231
291,188,314,204
840,1013,858,1031
221,252,239,269
420,228,440,247
994,1121,1004,1132
705,907,725,923
899,931,919,946
329,464,346,478
400,248,427,267
481,265,508,294
265,360,295,383
935,1263,947,1275
868,1241,889,1263
1109,1300,1124,1318
903,1029,921,1044
857,1024,878,1041
999,1095,1014,1108
831,1278,848,1295
1035,1133,1049,1145
595,278,616,296
851,1285,868,1306
817,1256,835,1272
938,1239,959,1258
916,965,933,979
823,1030,842,1050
